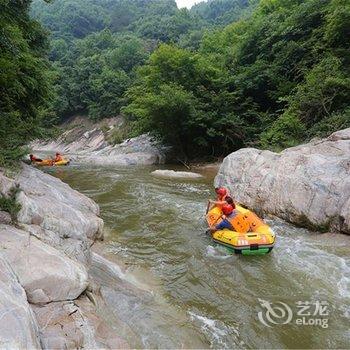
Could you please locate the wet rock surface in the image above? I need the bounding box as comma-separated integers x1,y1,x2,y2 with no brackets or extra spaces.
0,225,88,304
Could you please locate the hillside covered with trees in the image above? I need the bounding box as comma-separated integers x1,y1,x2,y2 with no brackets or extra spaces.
125,0,350,158
30,0,256,123
0,0,53,166
1,0,349,165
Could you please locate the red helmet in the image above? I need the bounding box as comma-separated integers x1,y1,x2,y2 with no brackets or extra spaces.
222,204,234,215
216,187,227,197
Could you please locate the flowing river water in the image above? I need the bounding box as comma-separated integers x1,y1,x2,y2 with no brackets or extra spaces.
47,165,350,349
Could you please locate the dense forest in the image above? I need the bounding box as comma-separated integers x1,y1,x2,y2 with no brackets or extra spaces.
1,0,349,164
29,0,256,123
0,0,53,166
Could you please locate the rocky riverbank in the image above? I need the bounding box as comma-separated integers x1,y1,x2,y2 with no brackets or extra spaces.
0,164,133,348
215,128,350,234
30,116,167,166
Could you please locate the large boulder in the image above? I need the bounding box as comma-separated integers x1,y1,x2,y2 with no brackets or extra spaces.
0,257,41,348
0,225,88,304
16,164,103,242
215,128,350,233
0,165,103,265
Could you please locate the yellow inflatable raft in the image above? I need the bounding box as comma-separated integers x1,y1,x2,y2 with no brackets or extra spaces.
33,159,70,166
206,205,276,255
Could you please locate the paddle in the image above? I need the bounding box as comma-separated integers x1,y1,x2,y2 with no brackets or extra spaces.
206,200,211,214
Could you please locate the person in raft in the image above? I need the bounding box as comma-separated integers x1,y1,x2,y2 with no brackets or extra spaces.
29,154,43,162
210,204,237,232
54,152,63,162
209,187,234,209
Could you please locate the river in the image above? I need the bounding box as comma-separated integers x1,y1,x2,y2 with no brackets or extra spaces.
47,165,350,349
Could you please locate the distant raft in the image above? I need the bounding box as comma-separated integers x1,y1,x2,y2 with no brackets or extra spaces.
32,158,70,166
206,205,276,255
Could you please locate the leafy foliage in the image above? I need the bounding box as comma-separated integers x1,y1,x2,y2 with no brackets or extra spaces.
47,31,148,120
0,185,21,222
125,0,350,156
30,0,254,123
123,45,241,159
0,0,53,166
27,0,350,160
191,0,259,26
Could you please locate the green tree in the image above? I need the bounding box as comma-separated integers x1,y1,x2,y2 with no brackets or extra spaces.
30,0,350,157
124,44,241,159
31,0,256,125
0,0,53,166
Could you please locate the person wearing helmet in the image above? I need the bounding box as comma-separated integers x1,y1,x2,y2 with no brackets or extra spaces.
54,152,63,162
210,204,237,232
215,187,228,201
208,187,234,210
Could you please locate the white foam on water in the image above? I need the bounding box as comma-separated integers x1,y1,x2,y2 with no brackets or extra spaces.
171,182,210,194
337,258,350,299
188,310,242,349
338,275,350,297
108,242,129,258
205,245,233,260
106,173,122,180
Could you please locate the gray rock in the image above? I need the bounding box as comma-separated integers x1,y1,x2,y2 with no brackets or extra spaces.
151,169,203,179
30,116,166,166
0,163,130,347
20,223,91,265
32,295,129,349
16,164,103,242
0,225,88,304
0,170,16,196
80,151,161,166
0,211,11,224
215,128,350,233
0,257,41,349
30,117,168,166
0,165,103,264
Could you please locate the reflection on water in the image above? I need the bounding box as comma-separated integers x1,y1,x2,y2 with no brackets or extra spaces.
47,165,350,349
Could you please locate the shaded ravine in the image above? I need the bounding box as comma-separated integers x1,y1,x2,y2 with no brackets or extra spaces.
47,165,350,349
